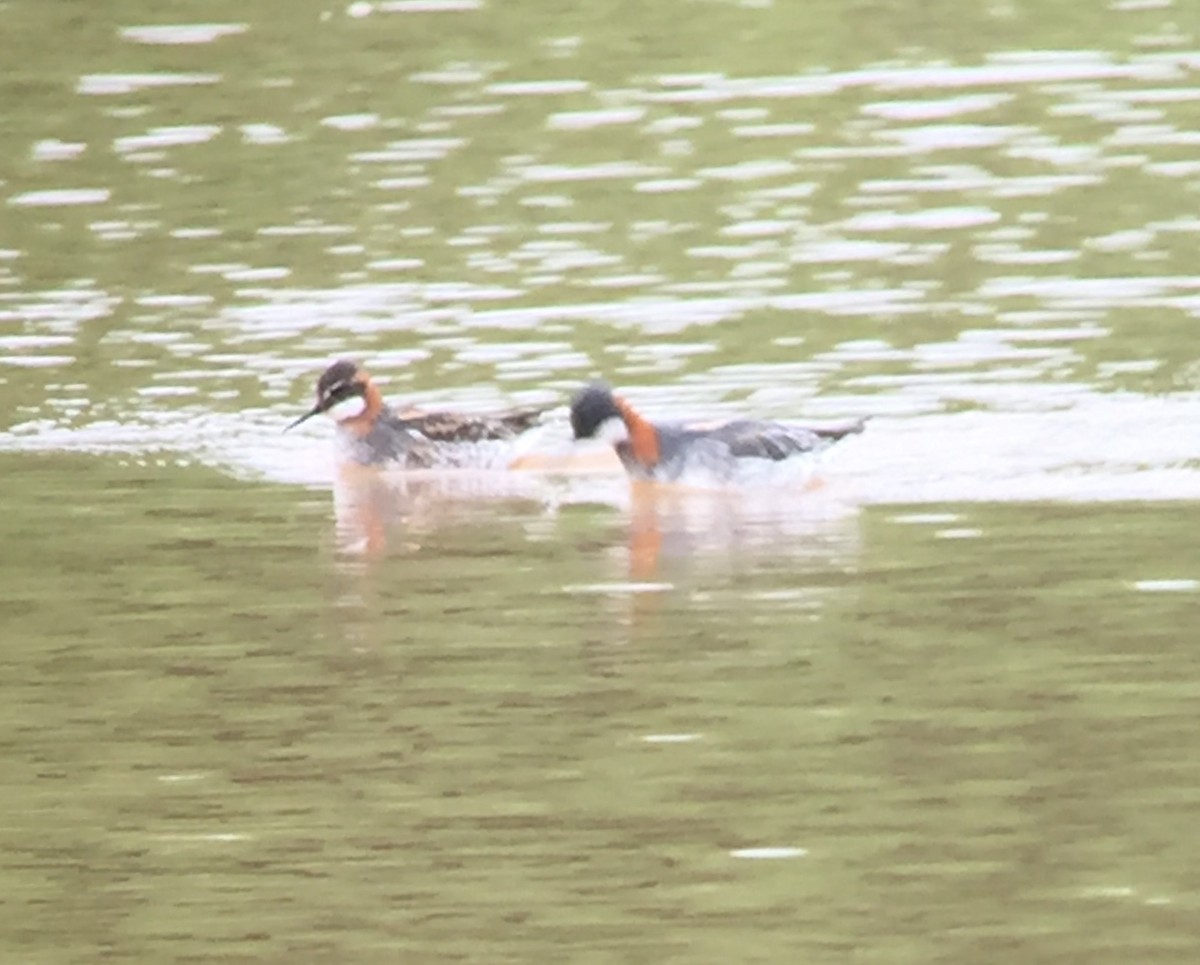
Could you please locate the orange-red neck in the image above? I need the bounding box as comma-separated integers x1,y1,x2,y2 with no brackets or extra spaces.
614,395,660,467
341,377,385,437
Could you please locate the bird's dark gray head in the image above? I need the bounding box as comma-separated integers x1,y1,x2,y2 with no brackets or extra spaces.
286,359,368,431
570,382,623,441
315,359,363,404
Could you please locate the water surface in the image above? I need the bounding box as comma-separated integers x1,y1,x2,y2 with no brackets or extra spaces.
1,0,1198,960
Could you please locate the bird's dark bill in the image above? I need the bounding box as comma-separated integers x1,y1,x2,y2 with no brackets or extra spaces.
284,406,321,432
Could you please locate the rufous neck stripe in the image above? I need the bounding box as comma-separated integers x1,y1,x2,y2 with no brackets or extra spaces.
342,377,384,437
615,396,660,467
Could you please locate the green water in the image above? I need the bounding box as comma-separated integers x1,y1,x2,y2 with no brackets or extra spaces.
2,0,1199,959
2,455,1198,960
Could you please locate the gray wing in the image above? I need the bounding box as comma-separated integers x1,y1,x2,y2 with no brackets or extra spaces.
396,404,551,443
705,418,865,461
355,414,434,466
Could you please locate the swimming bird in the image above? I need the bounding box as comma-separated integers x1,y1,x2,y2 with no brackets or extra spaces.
569,381,865,486
288,359,555,470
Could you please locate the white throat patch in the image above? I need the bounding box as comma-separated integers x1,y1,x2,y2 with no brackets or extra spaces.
595,415,630,446
325,394,367,422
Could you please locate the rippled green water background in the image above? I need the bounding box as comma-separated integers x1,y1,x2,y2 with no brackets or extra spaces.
1,0,1198,960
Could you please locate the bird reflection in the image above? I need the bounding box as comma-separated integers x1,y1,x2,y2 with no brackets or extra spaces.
598,478,862,641
329,459,858,573
334,465,541,558
324,462,609,654
623,478,858,582
324,459,861,657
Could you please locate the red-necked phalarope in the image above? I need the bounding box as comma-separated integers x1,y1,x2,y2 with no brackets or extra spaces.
288,359,555,470
569,381,865,486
